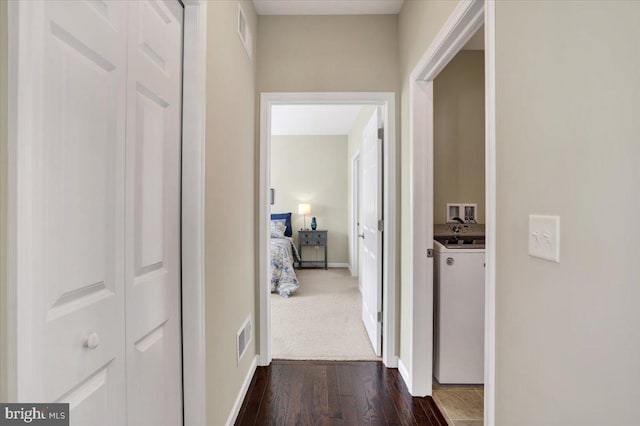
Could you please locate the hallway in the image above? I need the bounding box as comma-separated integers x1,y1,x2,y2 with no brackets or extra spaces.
235,360,447,425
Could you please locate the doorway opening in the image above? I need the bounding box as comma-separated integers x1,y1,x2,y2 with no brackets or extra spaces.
268,104,378,360
259,93,397,368
406,0,496,425
431,25,486,424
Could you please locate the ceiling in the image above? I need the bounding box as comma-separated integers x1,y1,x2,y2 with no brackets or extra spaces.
271,105,366,135
253,0,405,16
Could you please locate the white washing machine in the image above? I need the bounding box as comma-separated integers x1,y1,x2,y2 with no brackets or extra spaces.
433,231,485,384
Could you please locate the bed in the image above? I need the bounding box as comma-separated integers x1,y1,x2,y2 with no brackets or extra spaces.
270,213,301,297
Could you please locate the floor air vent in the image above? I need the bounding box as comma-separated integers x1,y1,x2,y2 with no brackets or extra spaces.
237,316,252,363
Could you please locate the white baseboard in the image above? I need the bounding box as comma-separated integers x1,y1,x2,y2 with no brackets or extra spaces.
398,358,412,395
386,355,399,369
225,355,258,426
349,264,359,278
327,263,349,268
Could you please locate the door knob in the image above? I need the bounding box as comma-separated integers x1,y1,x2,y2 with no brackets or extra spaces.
84,332,100,350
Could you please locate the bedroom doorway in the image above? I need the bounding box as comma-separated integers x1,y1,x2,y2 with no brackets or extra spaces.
258,93,397,367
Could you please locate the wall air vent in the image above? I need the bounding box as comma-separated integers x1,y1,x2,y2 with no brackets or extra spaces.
237,5,253,60
237,316,252,364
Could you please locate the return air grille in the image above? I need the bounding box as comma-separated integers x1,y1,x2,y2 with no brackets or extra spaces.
237,5,253,60
237,316,252,363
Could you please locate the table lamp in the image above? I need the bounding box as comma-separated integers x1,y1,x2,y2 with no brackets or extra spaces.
298,203,311,230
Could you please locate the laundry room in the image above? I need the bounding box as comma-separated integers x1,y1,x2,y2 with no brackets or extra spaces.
431,28,487,425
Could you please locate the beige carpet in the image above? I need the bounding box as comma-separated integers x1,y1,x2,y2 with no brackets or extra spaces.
271,268,379,360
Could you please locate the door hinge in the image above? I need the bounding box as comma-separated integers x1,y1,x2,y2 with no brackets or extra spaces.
378,128,384,141
427,249,434,258
377,311,383,323
378,219,384,231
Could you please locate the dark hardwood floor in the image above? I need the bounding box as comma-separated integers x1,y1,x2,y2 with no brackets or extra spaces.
236,360,448,425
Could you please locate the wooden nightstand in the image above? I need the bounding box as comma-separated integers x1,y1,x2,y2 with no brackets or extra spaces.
297,230,328,270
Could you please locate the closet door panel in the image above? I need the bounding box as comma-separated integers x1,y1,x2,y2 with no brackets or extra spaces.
124,2,184,425
14,2,128,425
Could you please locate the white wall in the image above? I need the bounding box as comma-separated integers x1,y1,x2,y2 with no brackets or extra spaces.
347,106,377,277
204,2,258,425
495,2,640,424
271,135,349,264
434,50,485,224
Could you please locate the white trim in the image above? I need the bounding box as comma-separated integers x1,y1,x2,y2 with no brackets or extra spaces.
0,0,7,403
4,0,19,401
406,4,496,426
484,2,497,424
406,77,433,396
398,358,412,393
259,92,397,368
350,151,360,278
225,355,259,426
258,94,272,366
327,263,350,268
411,0,484,83
4,1,208,423
180,2,208,425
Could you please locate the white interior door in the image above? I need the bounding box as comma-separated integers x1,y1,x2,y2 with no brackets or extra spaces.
14,1,128,423
13,1,184,425
352,154,360,278
124,2,183,426
361,110,383,356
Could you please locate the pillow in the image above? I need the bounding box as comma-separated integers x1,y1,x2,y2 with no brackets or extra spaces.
270,212,292,237
270,219,287,238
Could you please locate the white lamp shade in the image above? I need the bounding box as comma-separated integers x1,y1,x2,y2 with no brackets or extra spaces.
298,203,311,215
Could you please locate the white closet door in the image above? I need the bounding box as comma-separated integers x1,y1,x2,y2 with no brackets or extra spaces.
361,110,383,356
14,1,128,424
124,2,184,426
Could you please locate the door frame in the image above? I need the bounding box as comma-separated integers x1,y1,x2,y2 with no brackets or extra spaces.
258,92,397,368
1,2,208,425
350,151,360,278
180,2,208,425
405,0,496,425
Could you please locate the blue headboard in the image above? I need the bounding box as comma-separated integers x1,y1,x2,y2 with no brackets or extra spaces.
270,212,292,237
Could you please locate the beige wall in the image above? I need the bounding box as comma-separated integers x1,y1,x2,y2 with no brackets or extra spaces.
347,106,377,277
204,1,258,425
0,0,8,402
495,2,640,424
257,15,399,93
271,135,349,264
398,0,458,370
434,50,485,224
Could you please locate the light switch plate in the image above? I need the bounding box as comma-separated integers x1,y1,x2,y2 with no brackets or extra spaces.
529,215,560,262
